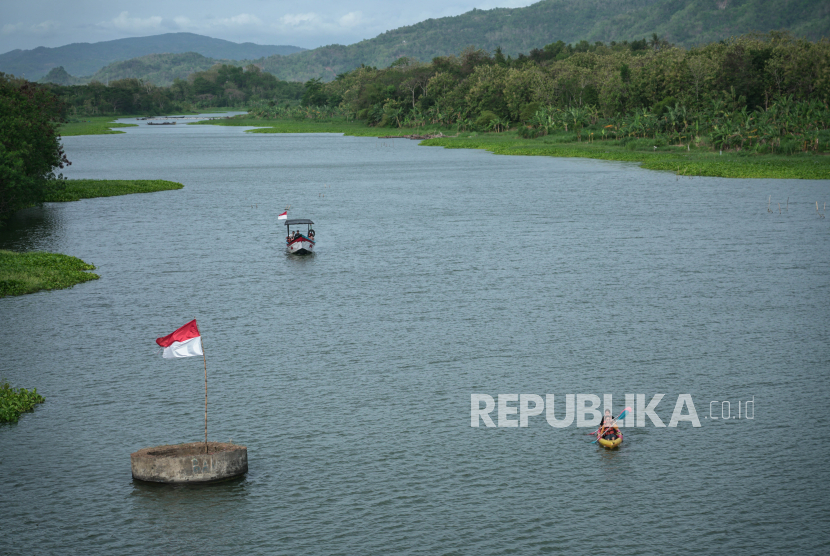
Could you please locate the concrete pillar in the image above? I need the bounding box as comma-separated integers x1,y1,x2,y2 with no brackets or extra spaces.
131,442,247,483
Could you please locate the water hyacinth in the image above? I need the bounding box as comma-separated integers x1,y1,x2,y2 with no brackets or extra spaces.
0,381,45,423
0,250,99,297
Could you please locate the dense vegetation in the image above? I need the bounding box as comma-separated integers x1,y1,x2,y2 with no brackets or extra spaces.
0,73,69,222
44,179,184,202
0,32,305,81
278,32,830,156
0,380,45,423
45,64,304,116
0,250,98,297
252,0,830,81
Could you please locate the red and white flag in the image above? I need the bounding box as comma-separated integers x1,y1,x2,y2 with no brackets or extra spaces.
156,320,203,359
277,211,288,220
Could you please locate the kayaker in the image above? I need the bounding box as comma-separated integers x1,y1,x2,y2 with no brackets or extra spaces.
599,410,620,440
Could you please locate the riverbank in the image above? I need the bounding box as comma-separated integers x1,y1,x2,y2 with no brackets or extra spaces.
59,116,139,136
46,179,183,202
0,250,99,297
190,116,439,137
195,116,830,180
61,109,250,136
0,380,45,423
420,135,830,180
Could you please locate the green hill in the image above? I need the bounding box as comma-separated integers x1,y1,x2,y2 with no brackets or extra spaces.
14,0,829,85
0,33,304,80
38,66,84,86
83,53,231,86
255,0,830,81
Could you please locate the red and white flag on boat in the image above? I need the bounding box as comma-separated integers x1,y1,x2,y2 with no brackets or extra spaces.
156,319,203,359
277,211,288,220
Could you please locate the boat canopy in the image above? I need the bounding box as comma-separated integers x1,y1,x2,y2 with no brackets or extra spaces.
284,219,314,226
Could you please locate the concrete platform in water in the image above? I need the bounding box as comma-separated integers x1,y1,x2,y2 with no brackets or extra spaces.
131,442,247,483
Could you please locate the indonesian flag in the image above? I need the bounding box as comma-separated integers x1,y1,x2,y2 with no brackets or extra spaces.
278,211,288,220
156,320,203,359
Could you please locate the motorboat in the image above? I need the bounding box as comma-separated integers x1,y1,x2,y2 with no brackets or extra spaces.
285,219,315,255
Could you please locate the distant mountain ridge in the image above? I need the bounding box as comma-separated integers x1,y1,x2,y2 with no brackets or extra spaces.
10,0,830,85
254,0,830,81
0,33,304,80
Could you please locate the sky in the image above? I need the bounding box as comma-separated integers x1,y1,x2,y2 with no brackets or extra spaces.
0,0,539,53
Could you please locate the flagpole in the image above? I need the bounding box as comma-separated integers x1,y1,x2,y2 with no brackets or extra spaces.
203,346,208,454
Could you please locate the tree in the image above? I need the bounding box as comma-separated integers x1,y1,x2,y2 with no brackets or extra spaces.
0,74,69,223
686,55,714,107
301,78,328,106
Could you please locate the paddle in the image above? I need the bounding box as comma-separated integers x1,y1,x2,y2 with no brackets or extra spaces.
591,407,631,444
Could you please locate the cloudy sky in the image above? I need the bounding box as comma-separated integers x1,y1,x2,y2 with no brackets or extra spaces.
1,0,538,53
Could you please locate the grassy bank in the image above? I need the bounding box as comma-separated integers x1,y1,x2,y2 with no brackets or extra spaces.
420,134,830,180
0,250,99,297
45,179,184,202
197,115,830,179
0,381,45,423
190,116,448,137
59,116,139,136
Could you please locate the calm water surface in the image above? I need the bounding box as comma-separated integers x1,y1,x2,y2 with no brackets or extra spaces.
1,115,829,554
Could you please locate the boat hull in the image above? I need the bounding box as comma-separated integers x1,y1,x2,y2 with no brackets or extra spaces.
598,435,623,449
287,239,315,255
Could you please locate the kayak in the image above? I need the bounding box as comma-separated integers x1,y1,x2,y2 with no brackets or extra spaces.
598,433,623,449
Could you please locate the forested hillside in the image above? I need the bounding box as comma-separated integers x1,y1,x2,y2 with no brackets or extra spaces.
0,33,304,80
77,53,229,87
15,0,828,85
255,0,829,81
246,32,829,156
45,64,304,115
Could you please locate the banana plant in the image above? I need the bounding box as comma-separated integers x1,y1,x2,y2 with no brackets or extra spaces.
566,106,588,141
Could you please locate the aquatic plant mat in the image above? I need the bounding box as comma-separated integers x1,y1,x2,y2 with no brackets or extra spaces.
45,179,184,202
0,250,99,297
59,116,138,136
0,380,45,423
421,135,830,180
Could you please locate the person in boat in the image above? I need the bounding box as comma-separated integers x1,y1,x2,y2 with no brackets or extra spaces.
599,409,620,440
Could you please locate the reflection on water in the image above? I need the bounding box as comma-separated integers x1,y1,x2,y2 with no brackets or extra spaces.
0,119,828,554
0,204,65,251
128,477,251,553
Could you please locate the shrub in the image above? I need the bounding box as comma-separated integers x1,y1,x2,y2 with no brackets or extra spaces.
777,137,801,155
517,126,540,139
475,110,499,131
520,102,542,123
652,96,677,118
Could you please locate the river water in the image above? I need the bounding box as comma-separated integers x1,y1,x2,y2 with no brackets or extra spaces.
1,115,829,554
